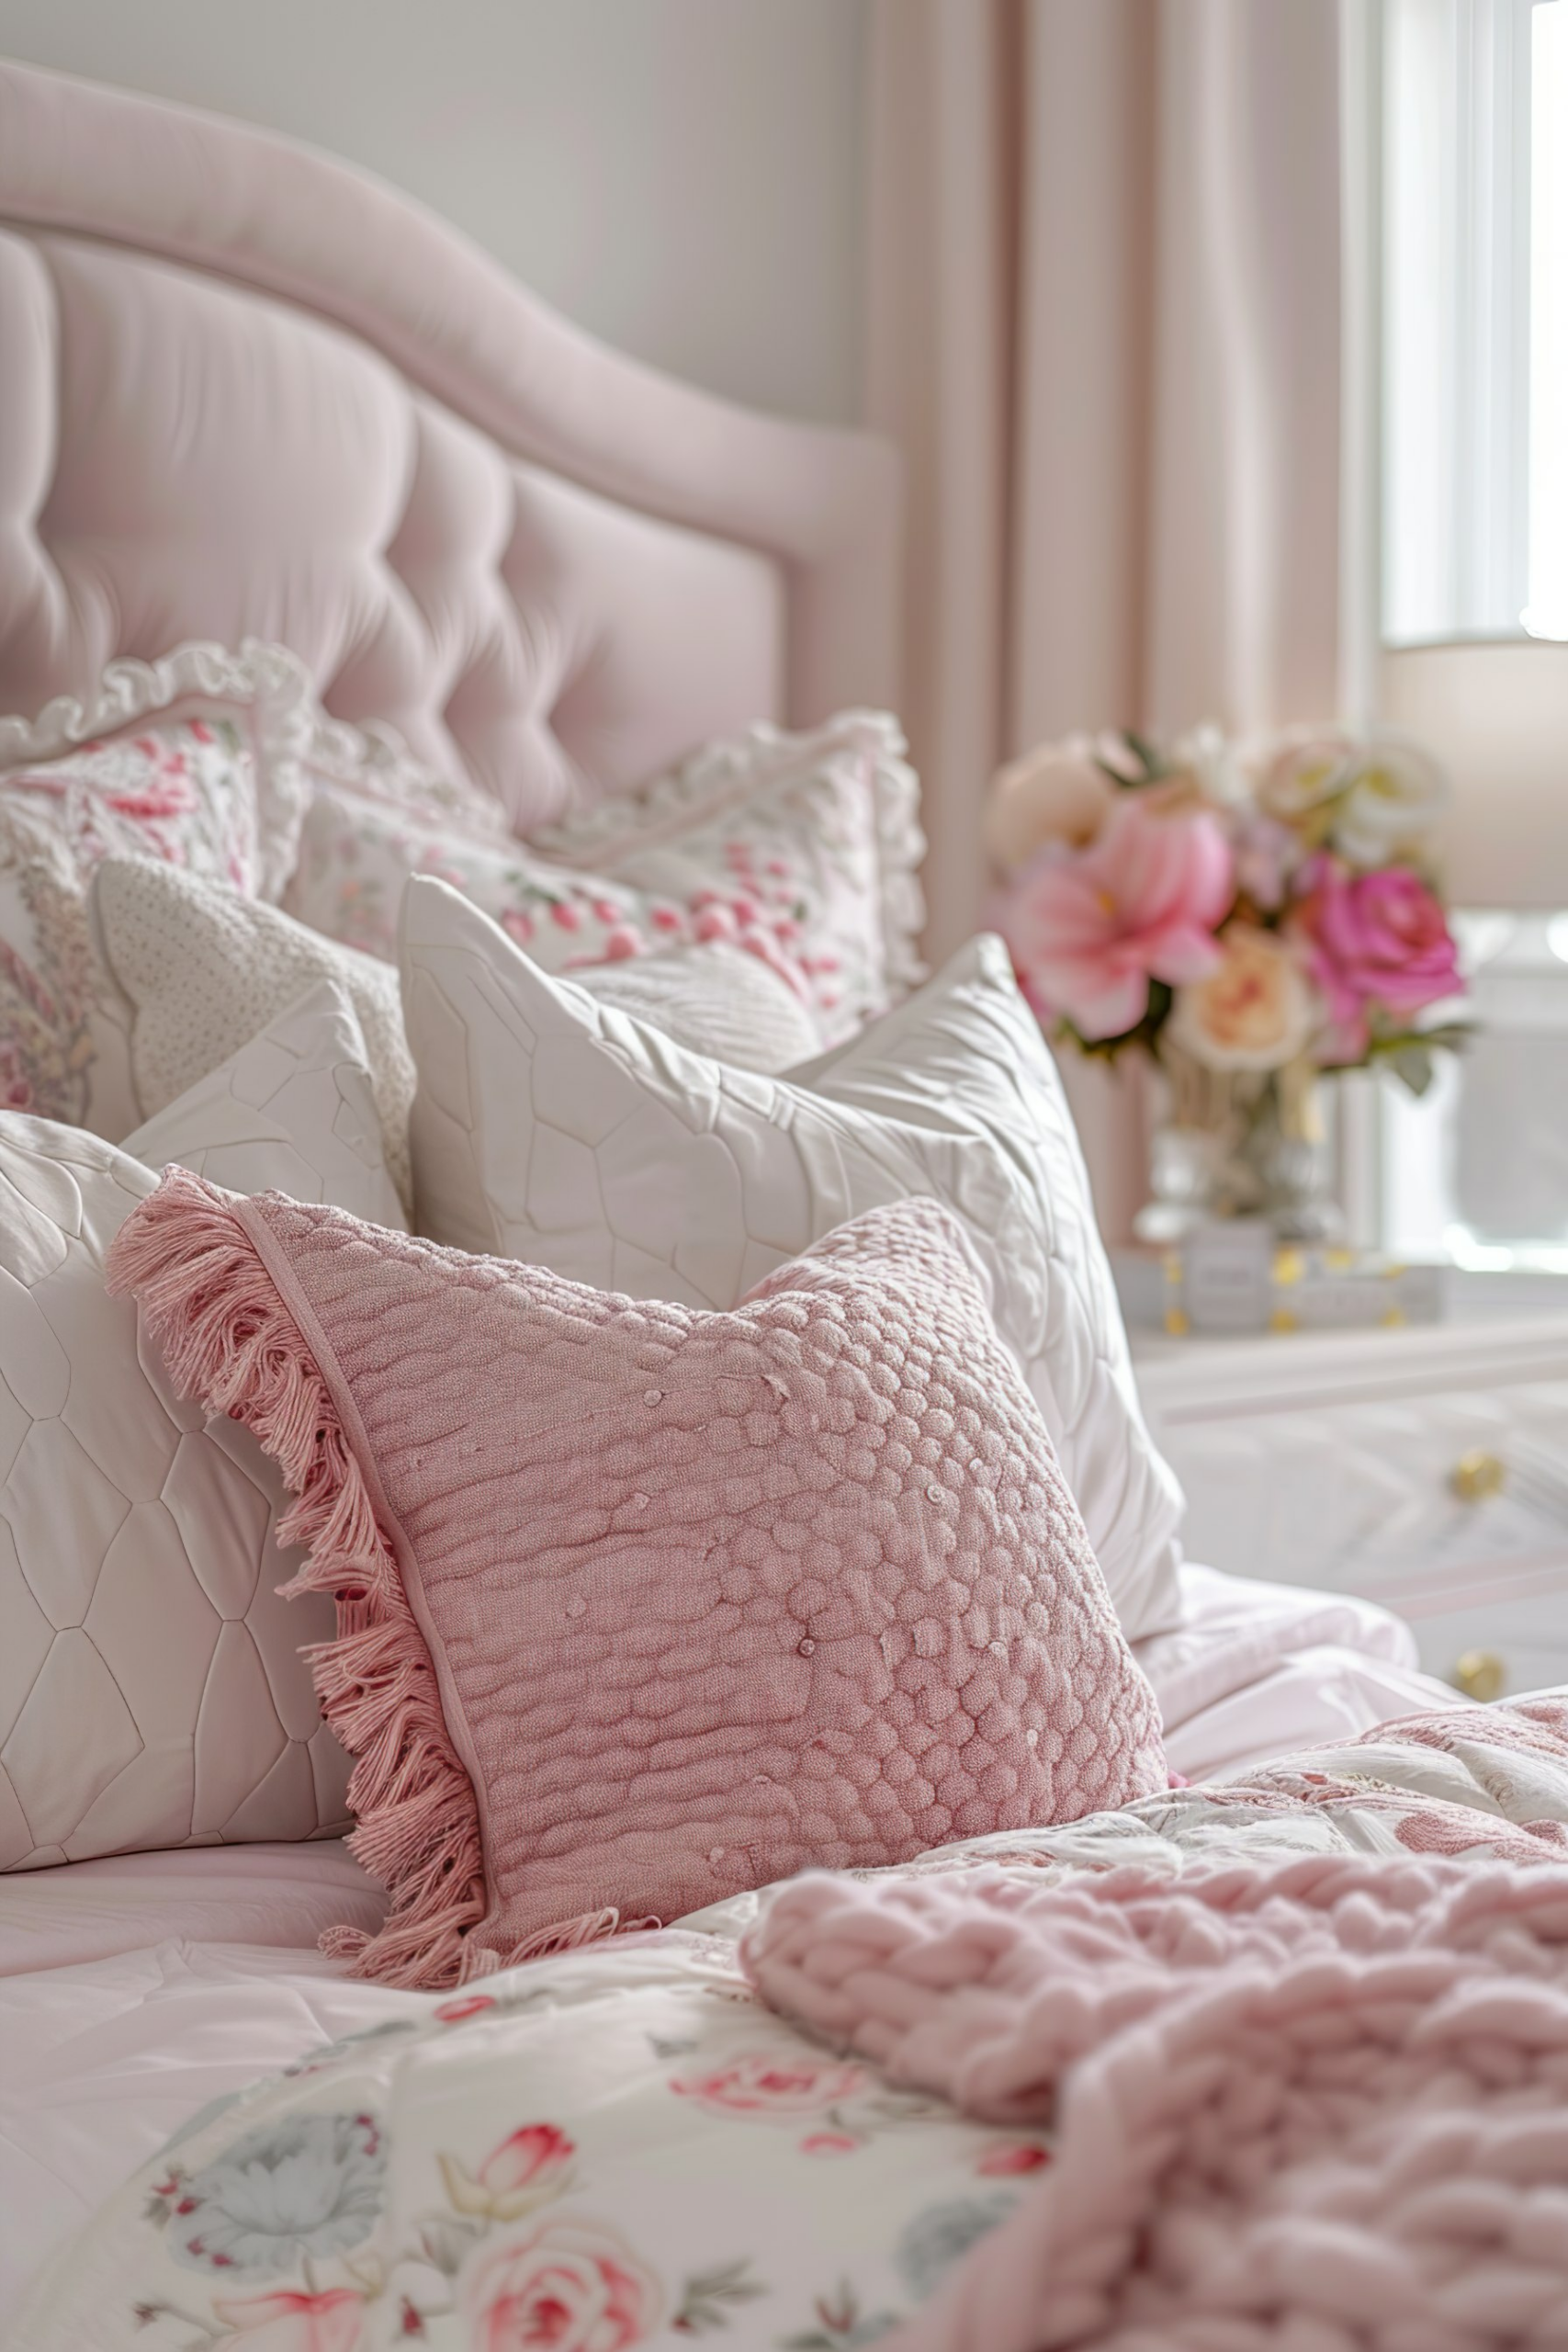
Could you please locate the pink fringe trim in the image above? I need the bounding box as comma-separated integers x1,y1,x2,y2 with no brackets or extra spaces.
106,1167,499,1990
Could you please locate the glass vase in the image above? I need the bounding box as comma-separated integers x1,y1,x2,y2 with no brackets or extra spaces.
1137,1057,1344,1244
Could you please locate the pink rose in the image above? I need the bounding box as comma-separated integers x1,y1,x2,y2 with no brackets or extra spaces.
462,2217,661,2352
211,2289,364,2352
501,908,535,947
435,1992,496,2023
1295,860,1461,1059
600,925,645,961
648,903,684,933
1,1044,34,1111
692,904,739,944
977,2142,1053,2177
1166,923,1317,1073
591,899,624,925
549,900,582,932
441,2121,576,2221
671,2052,868,2116
996,797,1235,1040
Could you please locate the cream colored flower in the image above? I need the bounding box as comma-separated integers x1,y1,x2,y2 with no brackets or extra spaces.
983,739,1116,873
1166,923,1316,1072
1331,734,1449,865
1169,723,1250,808
1254,729,1358,822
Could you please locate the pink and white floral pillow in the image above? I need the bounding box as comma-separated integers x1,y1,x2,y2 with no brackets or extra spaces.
0,640,510,1140
1,688,269,1136
284,711,926,1046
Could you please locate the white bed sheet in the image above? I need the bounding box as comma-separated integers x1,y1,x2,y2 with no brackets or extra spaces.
0,1567,1457,2327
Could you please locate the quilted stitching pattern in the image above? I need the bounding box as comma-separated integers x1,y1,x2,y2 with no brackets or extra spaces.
92,857,416,1209
216,1187,1166,1962
561,944,821,1073
0,232,784,831
0,1116,344,1868
402,882,1187,1641
122,979,408,1229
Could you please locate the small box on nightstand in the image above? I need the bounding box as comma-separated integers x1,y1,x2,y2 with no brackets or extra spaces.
1115,1228,1443,1338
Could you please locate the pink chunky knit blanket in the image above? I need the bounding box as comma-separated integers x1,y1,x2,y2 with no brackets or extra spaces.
745,1849,1568,2350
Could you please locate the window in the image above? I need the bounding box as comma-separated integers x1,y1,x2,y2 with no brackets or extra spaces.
1370,0,1568,1270
1382,0,1568,644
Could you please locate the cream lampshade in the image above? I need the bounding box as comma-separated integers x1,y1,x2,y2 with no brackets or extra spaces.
1380,640,1568,906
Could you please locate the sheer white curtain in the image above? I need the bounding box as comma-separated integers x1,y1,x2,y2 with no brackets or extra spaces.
867,0,1347,1236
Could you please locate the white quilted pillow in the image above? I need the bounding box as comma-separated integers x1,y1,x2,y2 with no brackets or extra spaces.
122,979,407,1230
0,985,412,1868
400,877,1186,1639
92,856,417,1213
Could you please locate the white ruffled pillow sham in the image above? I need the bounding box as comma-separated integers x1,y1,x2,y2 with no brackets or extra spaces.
285,709,924,1048
0,639,507,1142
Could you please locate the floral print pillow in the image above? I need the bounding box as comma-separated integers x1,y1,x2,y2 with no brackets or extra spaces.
283,712,927,1048
0,719,262,1136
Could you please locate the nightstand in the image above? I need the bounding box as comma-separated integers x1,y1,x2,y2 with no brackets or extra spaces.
1130,1299,1568,1699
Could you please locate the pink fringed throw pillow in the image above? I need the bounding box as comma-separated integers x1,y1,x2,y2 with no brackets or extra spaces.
109,1176,1166,1987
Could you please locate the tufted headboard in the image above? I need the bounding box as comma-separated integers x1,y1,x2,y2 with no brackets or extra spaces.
0,59,899,830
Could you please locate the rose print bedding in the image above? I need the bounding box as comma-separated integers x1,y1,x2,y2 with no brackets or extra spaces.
12,1693,1568,2351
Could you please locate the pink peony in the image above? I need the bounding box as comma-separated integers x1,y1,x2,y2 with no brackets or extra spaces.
462,2216,661,2352
997,798,1234,1040
1296,860,1461,1059
211,2290,364,2352
671,2052,867,2116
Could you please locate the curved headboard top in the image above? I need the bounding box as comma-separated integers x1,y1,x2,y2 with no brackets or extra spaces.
0,57,898,825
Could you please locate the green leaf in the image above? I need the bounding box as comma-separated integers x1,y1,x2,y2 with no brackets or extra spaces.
671,2258,768,2333
1387,1043,1436,1097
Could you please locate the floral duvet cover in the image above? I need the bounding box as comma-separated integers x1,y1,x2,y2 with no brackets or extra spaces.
14,1698,1568,2352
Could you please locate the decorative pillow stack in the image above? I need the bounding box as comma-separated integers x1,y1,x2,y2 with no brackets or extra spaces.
284,710,925,1046
89,860,826,1224
110,1173,1168,1987
0,983,407,1871
0,645,287,1135
0,640,507,1141
400,879,1186,1642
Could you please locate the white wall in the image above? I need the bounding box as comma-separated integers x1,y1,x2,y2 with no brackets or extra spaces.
0,0,867,424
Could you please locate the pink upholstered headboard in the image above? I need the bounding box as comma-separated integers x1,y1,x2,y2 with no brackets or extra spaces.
0,59,899,827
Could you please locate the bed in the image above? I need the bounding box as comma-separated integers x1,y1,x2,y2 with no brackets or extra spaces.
2,55,1552,2352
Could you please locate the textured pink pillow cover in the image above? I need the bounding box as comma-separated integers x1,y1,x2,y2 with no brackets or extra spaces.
109,1174,1166,1987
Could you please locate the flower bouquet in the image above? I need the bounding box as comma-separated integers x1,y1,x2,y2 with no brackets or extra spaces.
986,726,1467,1238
